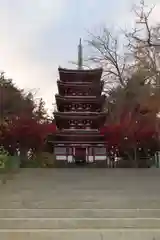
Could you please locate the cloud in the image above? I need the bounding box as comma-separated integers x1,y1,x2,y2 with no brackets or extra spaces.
0,0,67,114
149,3,160,24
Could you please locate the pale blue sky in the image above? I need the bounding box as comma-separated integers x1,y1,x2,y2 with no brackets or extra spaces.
0,0,159,114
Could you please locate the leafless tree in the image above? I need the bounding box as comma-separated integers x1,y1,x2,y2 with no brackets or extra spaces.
126,0,160,87
87,0,160,126
128,0,160,47
87,28,130,90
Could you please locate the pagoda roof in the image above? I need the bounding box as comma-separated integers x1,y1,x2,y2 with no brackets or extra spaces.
54,112,106,117
51,132,105,136
54,130,104,136
48,141,105,145
58,67,103,82
60,129,100,133
47,131,105,144
58,67,103,74
57,80,104,86
55,94,106,103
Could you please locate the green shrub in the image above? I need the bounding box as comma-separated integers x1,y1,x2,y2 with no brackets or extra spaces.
22,158,40,168
0,147,21,183
19,151,56,168
0,147,9,170
35,152,56,168
6,155,20,171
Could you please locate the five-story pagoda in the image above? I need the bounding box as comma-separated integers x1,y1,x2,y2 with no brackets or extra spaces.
48,39,107,163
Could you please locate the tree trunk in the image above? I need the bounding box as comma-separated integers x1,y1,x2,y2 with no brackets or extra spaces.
133,147,138,168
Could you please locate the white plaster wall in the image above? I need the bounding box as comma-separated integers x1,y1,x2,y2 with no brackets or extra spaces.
95,156,107,160
88,156,94,162
56,156,66,160
68,155,73,163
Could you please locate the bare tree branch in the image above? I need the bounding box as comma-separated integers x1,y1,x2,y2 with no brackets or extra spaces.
129,1,160,48
87,29,128,87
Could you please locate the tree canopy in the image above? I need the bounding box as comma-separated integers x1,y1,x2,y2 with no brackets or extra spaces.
0,72,56,162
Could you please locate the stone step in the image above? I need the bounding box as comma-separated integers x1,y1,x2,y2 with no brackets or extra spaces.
0,208,160,218
0,229,160,240
0,200,160,209
0,217,160,229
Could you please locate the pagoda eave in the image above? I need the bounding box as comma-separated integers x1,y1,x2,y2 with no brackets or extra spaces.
57,80,104,87
54,132,105,137
55,94,106,103
58,67,103,83
54,112,106,118
48,141,106,145
47,131,105,143
58,67,103,74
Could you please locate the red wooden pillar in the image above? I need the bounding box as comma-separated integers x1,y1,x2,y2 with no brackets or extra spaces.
66,146,69,162
86,147,88,163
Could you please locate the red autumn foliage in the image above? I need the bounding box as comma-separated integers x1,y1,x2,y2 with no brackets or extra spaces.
100,111,158,154
0,115,56,154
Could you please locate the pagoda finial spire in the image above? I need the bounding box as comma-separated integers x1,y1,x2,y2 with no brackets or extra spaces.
78,38,83,69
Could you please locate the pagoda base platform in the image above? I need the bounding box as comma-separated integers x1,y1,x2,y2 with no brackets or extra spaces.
53,160,108,168
53,144,107,164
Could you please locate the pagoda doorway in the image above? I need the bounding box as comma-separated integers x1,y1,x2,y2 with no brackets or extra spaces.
74,147,86,164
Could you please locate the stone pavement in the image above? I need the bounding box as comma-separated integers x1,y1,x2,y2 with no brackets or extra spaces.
0,168,160,239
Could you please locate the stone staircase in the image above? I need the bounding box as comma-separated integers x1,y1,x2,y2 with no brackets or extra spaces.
0,169,160,239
